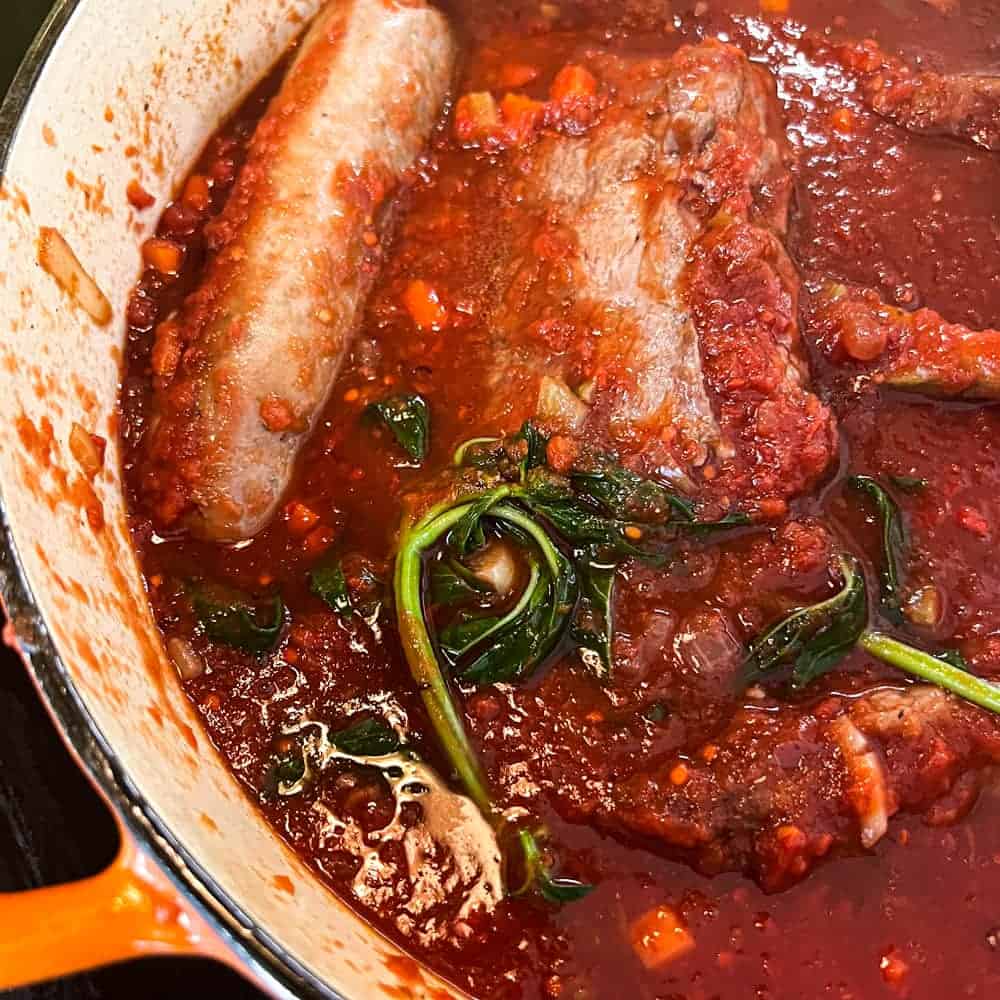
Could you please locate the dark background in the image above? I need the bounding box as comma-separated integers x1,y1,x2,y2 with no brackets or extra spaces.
1,3,264,997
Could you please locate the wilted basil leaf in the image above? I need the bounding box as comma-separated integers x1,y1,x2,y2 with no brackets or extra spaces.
194,592,285,653
430,558,489,606
365,393,429,462
849,475,906,622
889,474,928,494
332,718,402,757
310,563,352,615
744,554,868,689
571,557,616,677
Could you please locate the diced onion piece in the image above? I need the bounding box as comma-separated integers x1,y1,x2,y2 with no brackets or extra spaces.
168,636,205,681
831,715,891,848
454,92,500,142
69,422,107,480
903,584,943,627
629,905,695,969
537,375,589,434
468,540,517,598
37,226,112,325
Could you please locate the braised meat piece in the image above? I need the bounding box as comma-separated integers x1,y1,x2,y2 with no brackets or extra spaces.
445,39,836,511
836,37,1000,151
811,282,1000,399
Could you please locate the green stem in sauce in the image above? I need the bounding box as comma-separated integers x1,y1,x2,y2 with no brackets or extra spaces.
394,487,589,901
860,632,1000,714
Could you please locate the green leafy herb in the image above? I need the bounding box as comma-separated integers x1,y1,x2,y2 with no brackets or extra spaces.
516,828,594,904
936,647,970,670
310,564,352,615
440,556,543,661
331,718,402,757
571,556,616,677
430,558,489,606
517,420,550,477
365,393,430,462
570,460,679,523
452,436,503,468
744,554,867,688
522,469,662,561
458,504,577,686
193,592,285,653
449,486,513,555
848,475,906,621
266,750,306,796
642,702,668,723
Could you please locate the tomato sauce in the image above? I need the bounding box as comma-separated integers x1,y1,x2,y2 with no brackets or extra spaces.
121,1,1000,996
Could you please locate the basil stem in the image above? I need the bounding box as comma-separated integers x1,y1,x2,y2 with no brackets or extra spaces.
860,631,1000,714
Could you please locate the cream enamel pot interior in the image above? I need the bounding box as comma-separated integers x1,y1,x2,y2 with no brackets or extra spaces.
0,2,462,996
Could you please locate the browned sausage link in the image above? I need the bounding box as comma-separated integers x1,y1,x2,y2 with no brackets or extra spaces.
835,38,1000,151
143,0,456,541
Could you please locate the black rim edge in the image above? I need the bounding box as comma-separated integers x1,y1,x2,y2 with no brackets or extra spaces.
0,5,345,998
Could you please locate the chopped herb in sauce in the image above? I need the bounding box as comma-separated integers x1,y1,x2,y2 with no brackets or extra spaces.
365,393,430,462
193,591,286,653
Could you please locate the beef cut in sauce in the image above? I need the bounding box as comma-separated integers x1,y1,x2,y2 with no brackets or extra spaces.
446,39,836,509
142,0,456,541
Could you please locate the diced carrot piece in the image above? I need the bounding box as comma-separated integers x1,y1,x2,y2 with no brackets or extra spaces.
182,173,212,211
499,62,540,88
403,279,448,329
303,525,335,557
759,0,789,11
285,501,320,537
501,92,545,128
126,179,155,210
669,763,690,786
550,64,597,101
142,238,183,276
454,91,500,141
629,905,696,970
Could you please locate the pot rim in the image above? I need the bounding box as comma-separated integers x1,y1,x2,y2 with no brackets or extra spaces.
0,5,344,998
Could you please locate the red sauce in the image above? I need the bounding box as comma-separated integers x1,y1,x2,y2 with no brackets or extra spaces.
121,1,1000,997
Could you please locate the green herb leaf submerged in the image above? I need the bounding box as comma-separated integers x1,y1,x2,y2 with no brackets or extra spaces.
365,393,430,462
516,828,594,904
430,558,489,606
889,474,929,494
848,475,906,621
194,592,286,653
571,556,616,678
310,564,352,615
331,718,403,757
744,554,867,688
